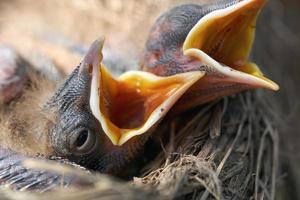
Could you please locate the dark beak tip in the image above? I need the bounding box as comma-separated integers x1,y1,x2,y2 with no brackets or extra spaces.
79,37,105,73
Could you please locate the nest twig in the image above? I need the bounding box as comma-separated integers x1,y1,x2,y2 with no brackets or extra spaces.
137,91,278,200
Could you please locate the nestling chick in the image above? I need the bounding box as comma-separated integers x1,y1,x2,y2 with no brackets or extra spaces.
0,43,64,158
140,0,278,112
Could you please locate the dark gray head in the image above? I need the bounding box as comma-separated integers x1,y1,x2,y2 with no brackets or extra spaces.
45,37,203,176
45,39,150,176
140,1,239,75
46,40,105,170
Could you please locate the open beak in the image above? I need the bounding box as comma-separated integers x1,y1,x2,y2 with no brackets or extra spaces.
84,39,204,145
173,0,279,112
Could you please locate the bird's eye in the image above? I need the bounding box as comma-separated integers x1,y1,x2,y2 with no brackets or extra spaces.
69,129,97,154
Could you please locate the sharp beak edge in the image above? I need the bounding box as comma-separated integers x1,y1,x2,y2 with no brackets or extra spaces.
183,0,279,91
184,49,279,91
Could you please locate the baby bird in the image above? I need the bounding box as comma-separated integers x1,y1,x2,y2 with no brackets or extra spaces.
0,0,279,183
0,45,86,190
140,0,278,112
0,45,56,156
44,0,278,175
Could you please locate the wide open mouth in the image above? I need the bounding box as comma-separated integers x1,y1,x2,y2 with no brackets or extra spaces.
90,65,203,145
183,0,279,91
87,40,204,145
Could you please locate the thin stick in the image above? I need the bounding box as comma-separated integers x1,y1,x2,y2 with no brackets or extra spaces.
200,114,246,200
254,128,268,200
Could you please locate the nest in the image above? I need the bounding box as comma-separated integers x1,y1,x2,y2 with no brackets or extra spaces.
0,91,279,200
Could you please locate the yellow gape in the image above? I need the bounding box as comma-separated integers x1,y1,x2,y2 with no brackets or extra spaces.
88,39,204,145
183,0,278,90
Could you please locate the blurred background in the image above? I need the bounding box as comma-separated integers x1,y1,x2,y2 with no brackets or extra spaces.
0,0,299,199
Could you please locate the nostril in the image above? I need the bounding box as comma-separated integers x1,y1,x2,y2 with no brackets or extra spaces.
70,129,97,154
